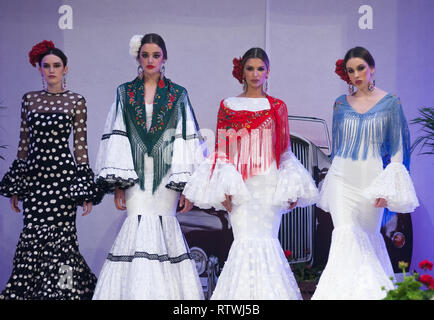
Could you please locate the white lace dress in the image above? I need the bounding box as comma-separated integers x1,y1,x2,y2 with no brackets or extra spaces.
183,97,319,300
93,94,205,300
312,94,419,300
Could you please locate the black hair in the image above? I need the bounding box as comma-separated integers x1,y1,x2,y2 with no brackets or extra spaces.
344,46,375,69
38,48,68,67
241,47,269,70
137,33,168,60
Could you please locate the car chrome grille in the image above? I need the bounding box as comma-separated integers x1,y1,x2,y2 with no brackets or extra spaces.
278,136,314,264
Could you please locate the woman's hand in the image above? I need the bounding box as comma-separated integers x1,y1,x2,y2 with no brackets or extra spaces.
374,198,388,208
179,194,194,213
82,201,93,216
114,186,127,211
221,194,233,212
288,201,297,210
10,195,20,213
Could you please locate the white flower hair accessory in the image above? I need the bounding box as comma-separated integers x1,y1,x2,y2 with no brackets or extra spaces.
129,34,143,58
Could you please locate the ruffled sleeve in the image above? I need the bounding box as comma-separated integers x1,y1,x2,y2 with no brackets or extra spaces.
0,95,31,199
364,97,419,213
94,88,139,193
182,156,250,211
363,162,419,213
67,163,103,205
0,159,29,199
273,150,319,208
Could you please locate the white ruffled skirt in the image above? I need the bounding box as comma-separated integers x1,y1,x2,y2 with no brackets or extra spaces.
210,198,302,300
208,162,308,300
183,151,318,300
313,156,418,300
93,184,204,300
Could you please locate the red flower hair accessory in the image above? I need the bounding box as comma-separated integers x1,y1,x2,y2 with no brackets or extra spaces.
28,40,55,67
335,59,351,84
232,57,243,84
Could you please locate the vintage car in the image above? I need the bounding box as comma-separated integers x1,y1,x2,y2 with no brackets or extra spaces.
177,115,413,298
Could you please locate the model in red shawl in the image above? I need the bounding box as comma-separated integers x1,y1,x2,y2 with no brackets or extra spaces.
214,94,290,180
181,48,296,212
181,48,320,300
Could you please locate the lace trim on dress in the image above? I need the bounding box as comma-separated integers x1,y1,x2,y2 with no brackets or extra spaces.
107,252,192,263
165,172,191,191
273,150,319,208
96,172,139,193
183,157,250,211
101,130,128,140
363,162,419,213
68,163,103,205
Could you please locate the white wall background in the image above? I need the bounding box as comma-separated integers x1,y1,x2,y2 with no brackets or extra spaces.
1,0,433,288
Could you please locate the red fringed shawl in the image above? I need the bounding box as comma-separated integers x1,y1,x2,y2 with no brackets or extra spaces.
212,95,290,180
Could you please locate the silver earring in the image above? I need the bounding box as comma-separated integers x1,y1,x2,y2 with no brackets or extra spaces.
243,79,247,92
137,65,143,79
42,76,47,90
348,84,355,95
160,64,166,80
368,79,376,92
264,79,268,93
62,75,67,90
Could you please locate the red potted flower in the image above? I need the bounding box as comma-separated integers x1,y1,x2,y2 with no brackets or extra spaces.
383,260,434,300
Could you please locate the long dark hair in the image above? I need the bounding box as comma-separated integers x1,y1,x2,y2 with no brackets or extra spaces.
38,48,68,67
344,46,375,69
137,33,167,60
241,47,269,70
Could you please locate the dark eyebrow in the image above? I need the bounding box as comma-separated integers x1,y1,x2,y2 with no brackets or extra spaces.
245,64,265,68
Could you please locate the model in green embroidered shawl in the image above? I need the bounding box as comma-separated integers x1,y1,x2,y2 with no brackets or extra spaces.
93,33,205,300
118,76,201,193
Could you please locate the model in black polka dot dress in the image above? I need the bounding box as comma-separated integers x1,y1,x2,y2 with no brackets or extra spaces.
0,90,102,299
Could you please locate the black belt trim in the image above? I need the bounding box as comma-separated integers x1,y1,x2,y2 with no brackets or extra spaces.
106,251,192,264
101,130,128,140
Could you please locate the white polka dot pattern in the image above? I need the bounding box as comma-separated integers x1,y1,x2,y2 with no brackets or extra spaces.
0,90,99,300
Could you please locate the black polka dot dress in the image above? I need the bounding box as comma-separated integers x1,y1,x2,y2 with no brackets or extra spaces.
0,90,102,300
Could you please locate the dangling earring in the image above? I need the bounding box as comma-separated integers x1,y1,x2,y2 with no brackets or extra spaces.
160,63,166,80
62,74,67,90
137,65,144,79
348,83,355,95
264,79,268,93
41,76,47,90
368,79,376,92
158,63,166,88
243,79,247,92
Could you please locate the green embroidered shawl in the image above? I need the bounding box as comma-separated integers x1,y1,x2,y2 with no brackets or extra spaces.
118,76,190,192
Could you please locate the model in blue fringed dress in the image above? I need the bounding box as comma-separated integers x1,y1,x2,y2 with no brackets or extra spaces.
312,48,419,300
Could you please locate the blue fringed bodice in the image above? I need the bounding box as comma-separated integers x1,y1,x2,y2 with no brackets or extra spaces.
331,93,410,169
